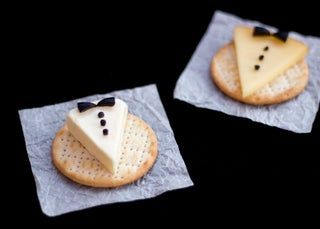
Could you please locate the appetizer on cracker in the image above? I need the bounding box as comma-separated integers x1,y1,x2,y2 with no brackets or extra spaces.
52,97,158,188
211,26,308,105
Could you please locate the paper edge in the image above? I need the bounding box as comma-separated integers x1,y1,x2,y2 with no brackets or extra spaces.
18,84,194,217
45,182,194,217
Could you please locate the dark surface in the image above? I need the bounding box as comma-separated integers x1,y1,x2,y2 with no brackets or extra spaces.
10,0,320,225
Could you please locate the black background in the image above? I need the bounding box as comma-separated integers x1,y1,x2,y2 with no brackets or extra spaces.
9,0,320,225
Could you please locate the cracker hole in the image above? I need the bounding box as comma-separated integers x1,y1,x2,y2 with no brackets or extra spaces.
61,138,64,141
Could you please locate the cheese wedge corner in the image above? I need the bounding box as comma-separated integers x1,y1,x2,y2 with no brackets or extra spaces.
234,26,308,97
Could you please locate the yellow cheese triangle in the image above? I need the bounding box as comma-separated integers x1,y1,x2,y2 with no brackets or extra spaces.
234,26,308,97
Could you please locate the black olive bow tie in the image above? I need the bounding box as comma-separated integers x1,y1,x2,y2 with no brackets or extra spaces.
253,26,289,42
77,97,115,113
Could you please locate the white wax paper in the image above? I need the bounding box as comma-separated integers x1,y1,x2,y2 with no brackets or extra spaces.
19,84,193,216
174,11,320,133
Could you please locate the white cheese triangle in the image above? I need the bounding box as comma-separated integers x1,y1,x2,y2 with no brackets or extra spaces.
67,98,128,174
234,26,308,97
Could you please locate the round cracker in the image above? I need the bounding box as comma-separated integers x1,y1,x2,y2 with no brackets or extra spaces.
52,113,158,188
211,43,308,105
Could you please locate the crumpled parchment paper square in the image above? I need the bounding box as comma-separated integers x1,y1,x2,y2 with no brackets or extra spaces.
174,11,320,133
19,84,193,216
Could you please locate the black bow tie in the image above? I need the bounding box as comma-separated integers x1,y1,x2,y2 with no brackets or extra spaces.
253,26,289,42
77,97,115,113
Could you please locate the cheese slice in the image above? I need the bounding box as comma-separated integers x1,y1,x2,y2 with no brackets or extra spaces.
234,26,308,97
67,98,128,174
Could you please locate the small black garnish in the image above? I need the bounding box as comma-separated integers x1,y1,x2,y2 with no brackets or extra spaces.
264,46,269,51
78,102,96,113
77,97,116,113
103,129,109,135
253,27,271,36
273,31,289,42
253,27,288,42
100,119,106,126
254,65,260,70
98,112,104,118
259,55,264,61
97,97,115,107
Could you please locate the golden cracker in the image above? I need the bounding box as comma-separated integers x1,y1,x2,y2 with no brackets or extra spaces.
211,43,308,105
52,113,158,188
